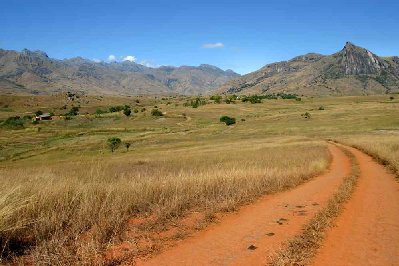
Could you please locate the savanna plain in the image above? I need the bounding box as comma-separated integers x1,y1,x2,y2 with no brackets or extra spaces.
0,93,398,265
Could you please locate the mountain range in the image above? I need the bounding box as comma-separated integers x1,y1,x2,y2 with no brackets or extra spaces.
219,42,399,95
1,42,398,96
0,49,239,95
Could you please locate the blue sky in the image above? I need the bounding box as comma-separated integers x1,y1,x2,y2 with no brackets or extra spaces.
1,0,398,74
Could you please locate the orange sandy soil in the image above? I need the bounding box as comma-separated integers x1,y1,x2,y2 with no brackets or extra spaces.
312,146,399,266
106,144,350,265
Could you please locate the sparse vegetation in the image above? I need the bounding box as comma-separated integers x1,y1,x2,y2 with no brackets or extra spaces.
1,116,24,129
151,109,163,116
0,94,398,264
107,137,122,152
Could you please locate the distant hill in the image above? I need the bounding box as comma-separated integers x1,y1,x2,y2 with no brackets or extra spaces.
0,49,239,95
219,42,399,95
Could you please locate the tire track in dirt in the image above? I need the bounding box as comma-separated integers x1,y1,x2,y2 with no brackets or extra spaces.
134,144,351,266
312,145,399,266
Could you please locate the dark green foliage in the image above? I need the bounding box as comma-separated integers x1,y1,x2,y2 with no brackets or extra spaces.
66,107,79,116
123,105,131,116
220,116,236,126
210,95,222,103
241,95,262,103
224,95,236,104
151,109,163,116
278,93,298,99
2,116,24,129
318,106,325,110
184,97,207,108
107,137,121,152
35,110,43,116
241,93,298,103
109,106,124,113
133,108,139,113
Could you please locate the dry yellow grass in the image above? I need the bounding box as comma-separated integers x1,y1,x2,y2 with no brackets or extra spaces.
0,140,329,264
339,134,399,177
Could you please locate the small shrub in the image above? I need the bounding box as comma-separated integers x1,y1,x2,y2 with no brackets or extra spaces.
220,116,236,126
390,96,394,100
66,107,79,116
123,105,131,117
141,108,146,112
107,137,121,152
301,112,311,119
318,106,325,110
2,116,24,129
133,108,139,113
210,95,222,104
151,109,163,116
184,97,207,108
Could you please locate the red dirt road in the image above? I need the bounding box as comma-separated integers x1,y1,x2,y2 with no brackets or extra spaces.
312,146,399,266
135,144,351,266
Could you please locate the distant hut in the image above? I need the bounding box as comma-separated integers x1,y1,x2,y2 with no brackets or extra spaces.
34,113,52,121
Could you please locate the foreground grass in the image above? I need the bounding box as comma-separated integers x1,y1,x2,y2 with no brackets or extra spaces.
0,140,328,264
271,145,360,265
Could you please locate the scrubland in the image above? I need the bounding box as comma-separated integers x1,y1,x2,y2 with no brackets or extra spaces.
0,93,398,264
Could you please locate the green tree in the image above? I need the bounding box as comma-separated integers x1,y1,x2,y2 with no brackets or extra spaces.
107,137,121,152
123,106,132,116
219,116,236,126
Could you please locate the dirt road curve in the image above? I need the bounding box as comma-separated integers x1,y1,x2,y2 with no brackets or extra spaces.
312,146,399,266
135,144,351,266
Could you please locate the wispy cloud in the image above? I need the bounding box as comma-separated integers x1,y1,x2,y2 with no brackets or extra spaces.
202,42,224,49
122,55,136,62
139,60,157,68
107,54,117,62
92,58,102,63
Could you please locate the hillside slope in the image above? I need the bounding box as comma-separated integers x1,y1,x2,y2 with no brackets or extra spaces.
219,42,399,95
0,49,239,95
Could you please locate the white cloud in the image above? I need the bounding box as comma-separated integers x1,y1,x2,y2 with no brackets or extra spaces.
123,55,136,62
107,54,117,62
92,58,102,63
202,42,224,49
139,60,157,68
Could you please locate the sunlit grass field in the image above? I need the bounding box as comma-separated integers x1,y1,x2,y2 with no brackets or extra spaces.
0,93,398,263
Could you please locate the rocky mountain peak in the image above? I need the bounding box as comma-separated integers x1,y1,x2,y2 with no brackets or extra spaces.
338,42,388,75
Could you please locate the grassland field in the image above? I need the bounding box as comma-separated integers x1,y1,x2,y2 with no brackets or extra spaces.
0,93,398,264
